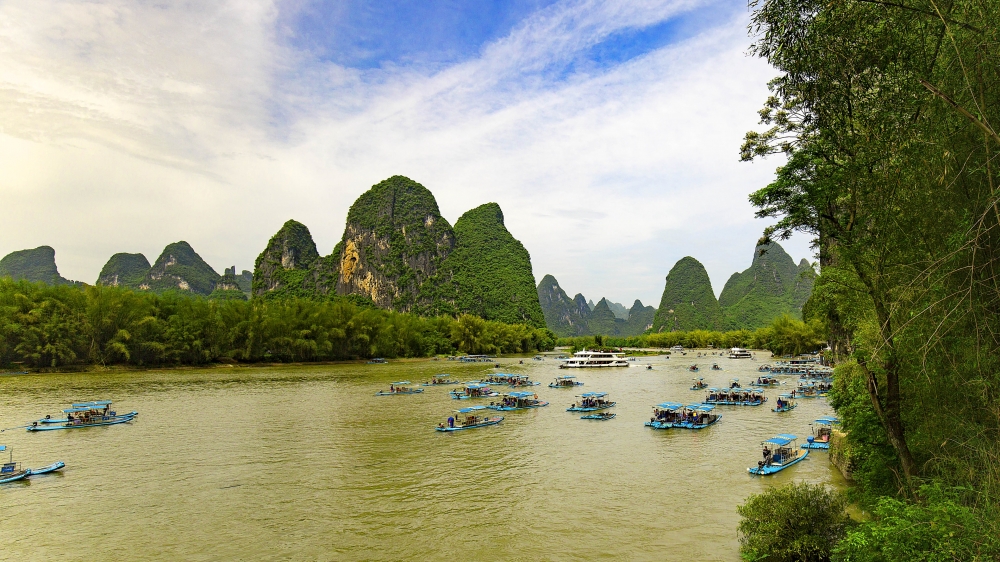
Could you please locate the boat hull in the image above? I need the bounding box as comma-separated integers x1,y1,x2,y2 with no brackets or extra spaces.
801,442,830,450
0,470,29,484
436,418,503,431
748,449,809,475
581,413,615,420
673,415,722,430
486,402,548,411
772,405,797,412
704,400,766,406
26,412,138,431
548,383,584,388
374,390,424,396
28,461,65,475
566,402,616,412
644,421,673,429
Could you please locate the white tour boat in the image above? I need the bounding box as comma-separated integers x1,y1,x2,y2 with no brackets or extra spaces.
729,347,753,359
559,349,629,369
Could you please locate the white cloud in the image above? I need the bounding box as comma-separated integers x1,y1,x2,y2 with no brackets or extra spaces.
0,0,813,302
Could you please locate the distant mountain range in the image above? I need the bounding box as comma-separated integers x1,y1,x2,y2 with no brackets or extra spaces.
538,242,814,336
0,177,813,335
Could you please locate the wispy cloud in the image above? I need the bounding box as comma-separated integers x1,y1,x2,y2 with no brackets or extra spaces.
0,0,810,303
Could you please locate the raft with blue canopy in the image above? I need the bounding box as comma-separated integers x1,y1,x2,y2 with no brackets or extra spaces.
375,382,424,396
487,391,548,411
28,400,137,431
566,392,615,412
436,405,503,432
673,403,721,429
645,402,685,429
748,434,809,475
802,416,840,449
772,393,797,412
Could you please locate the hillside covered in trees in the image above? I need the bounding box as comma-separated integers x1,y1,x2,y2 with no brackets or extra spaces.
535,274,655,337
734,0,1000,557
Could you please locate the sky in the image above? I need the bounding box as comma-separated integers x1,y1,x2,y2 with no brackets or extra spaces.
0,0,813,307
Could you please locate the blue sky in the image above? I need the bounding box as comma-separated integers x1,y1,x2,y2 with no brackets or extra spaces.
0,0,811,306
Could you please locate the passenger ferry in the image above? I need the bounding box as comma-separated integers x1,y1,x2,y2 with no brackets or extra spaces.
748,434,809,475
559,349,629,369
28,400,138,431
729,348,753,359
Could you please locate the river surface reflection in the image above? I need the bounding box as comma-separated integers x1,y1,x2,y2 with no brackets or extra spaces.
0,352,845,560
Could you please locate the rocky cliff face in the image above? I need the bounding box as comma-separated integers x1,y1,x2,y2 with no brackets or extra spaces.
0,246,77,285
142,241,220,295
420,202,545,326
330,176,454,310
718,242,815,329
652,256,723,331
252,220,320,298
96,253,150,288
537,275,591,336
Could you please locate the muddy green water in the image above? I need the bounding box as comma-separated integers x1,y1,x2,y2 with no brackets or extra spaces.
0,353,845,560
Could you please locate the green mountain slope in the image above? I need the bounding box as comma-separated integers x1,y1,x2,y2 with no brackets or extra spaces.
421,203,544,326
719,242,815,329
252,219,321,299
652,256,723,331
587,298,625,336
143,241,221,295
536,274,591,336
0,246,77,285
96,253,150,288
624,299,656,335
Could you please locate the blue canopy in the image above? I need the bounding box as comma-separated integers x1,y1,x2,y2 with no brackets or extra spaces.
816,416,840,424
694,404,715,412
764,434,798,446
466,383,487,389
390,381,411,385
72,400,112,407
708,388,720,392
0,445,5,451
508,391,535,398
458,406,486,413
778,393,793,398
580,392,606,398
656,402,683,410
63,407,97,413
556,375,576,379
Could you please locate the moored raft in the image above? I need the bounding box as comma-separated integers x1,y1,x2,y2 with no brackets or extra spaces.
704,388,767,406
645,402,684,429
772,393,797,412
548,375,583,388
487,391,548,411
422,374,460,386
802,416,840,449
0,445,29,484
748,434,809,475
436,406,503,432
566,392,615,412
375,382,424,396
28,401,137,431
449,383,499,400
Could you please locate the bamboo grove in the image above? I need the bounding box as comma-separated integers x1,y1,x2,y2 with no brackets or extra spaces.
0,278,556,368
738,0,1000,557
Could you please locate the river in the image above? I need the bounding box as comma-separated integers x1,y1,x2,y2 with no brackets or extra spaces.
0,352,846,560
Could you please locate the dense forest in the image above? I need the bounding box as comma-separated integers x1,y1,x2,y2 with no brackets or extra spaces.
736,0,1000,559
0,279,555,369
558,314,827,357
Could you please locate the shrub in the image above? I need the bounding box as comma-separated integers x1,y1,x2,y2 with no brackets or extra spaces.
737,482,851,561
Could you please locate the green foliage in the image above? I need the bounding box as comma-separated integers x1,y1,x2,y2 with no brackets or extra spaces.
420,203,545,327
737,482,852,562
144,241,221,295
557,314,825,355
536,274,591,337
0,278,554,368
584,298,623,336
96,253,151,288
833,485,1000,562
652,256,723,331
0,246,76,285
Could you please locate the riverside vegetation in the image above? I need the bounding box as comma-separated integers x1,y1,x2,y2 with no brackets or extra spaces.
735,0,1000,559
0,278,555,368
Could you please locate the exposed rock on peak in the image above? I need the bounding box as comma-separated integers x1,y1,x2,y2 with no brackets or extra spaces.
252,220,320,297
536,275,591,336
719,242,815,329
143,241,220,295
97,253,150,288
